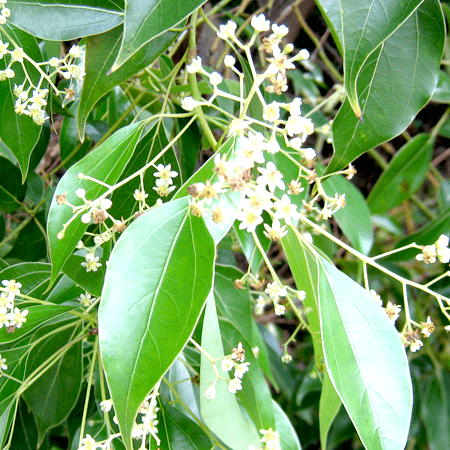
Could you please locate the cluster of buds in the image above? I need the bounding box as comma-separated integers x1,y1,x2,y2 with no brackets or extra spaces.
204,342,251,399
0,1,85,123
131,394,160,445
0,279,28,333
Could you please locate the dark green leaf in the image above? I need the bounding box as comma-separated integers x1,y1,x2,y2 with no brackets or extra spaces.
175,111,201,181
77,25,175,140
47,122,143,285
63,254,105,297
367,134,433,214
99,197,215,450
318,258,412,450
0,262,51,298
324,0,444,174
112,0,205,70
0,24,44,181
7,0,124,40
60,117,91,169
0,156,27,213
23,326,83,445
10,399,39,450
25,172,44,205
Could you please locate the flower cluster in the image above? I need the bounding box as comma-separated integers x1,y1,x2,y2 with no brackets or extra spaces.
415,234,450,264
204,342,251,399
0,354,7,374
0,279,28,332
0,0,9,25
152,164,178,197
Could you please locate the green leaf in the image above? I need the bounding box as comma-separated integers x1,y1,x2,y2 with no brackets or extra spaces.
199,295,260,450
156,399,212,450
421,371,450,450
323,0,444,174
77,25,176,140
318,258,412,450
62,254,105,297
0,156,27,213
10,400,39,450
338,0,423,117
23,326,83,445
272,400,302,450
214,265,252,338
7,0,124,40
47,122,143,285
112,0,206,71
322,170,373,255
0,24,43,181
367,134,433,214
99,197,215,450
0,304,74,344
431,71,450,103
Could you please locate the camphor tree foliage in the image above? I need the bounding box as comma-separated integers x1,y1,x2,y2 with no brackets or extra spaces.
0,0,450,449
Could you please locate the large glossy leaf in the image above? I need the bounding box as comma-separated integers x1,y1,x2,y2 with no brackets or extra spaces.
77,25,176,140
199,295,260,450
322,171,373,255
0,24,43,181
0,156,27,213
47,122,143,285
367,134,433,214
99,197,215,450
333,0,423,117
7,0,124,40
318,258,412,450
23,327,83,445
322,0,444,174
112,0,206,71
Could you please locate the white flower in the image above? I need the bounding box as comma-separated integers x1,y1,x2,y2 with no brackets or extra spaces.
221,358,234,372
234,362,250,379
100,399,113,412
236,207,263,232
274,194,300,225
209,72,223,86
435,234,450,263
81,253,102,272
224,55,236,67
286,115,314,139
298,49,310,60
78,293,94,307
0,355,7,371
0,307,10,328
133,189,148,201
2,279,22,299
254,296,266,315
301,147,316,160
410,338,423,352
0,40,8,57
79,434,97,450
69,45,83,58
271,23,289,38
228,378,242,394
281,353,292,363
263,102,280,122
274,303,285,316
265,281,287,298
251,14,270,32
204,385,216,399
153,164,178,183
186,56,202,73
181,96,201,111
4,68,14,78
266,137,280,154
260,428,281,449
257,161,285,192
217,20,237,40
0,15,6,25
415,244,437,264
263,219,288,242
75,188,86,199
49,57,60,67
235,132,266,168
6,307,28,328
11,48,25,62
100,198,112,210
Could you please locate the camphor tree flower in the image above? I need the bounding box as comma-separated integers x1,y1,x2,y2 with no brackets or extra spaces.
421,316,435,338
263,219,288,241
384,301,401,323
228,377,243,393
265,281,287,298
